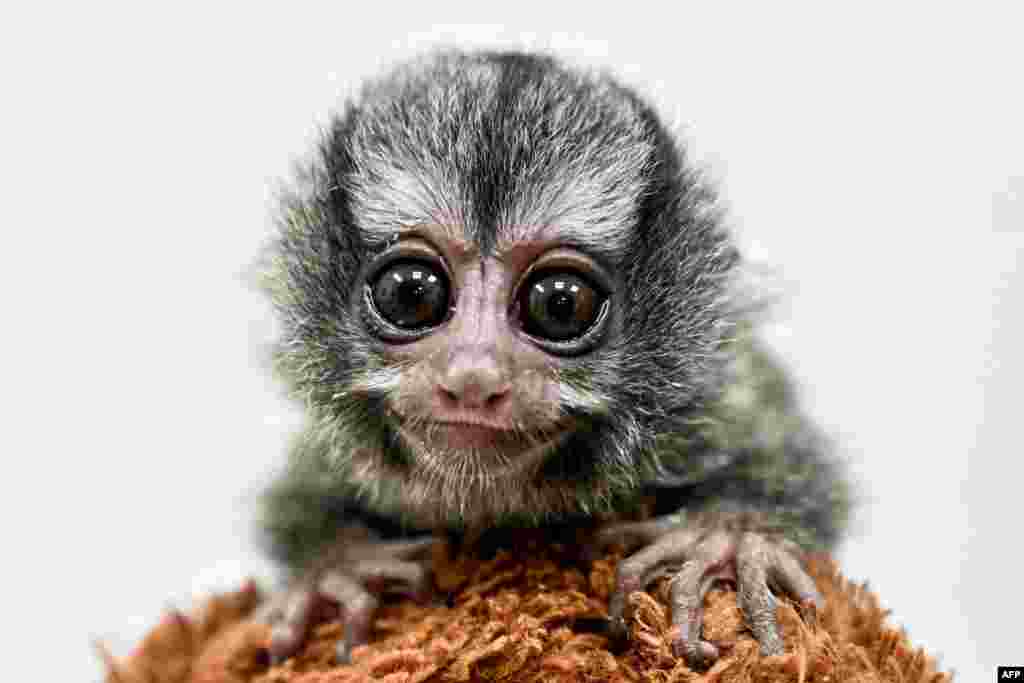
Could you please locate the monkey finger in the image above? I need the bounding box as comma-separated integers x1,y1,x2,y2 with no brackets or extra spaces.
593,514,683,553
661,531,737,668
268,588,318,665
318,570,380,664
668,559,724,669
349,557,433,602
735,533,784,656
375,536,437,561
607,527,705,640
767,544,821,627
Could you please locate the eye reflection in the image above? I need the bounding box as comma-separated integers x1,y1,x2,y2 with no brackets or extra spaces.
520,271,604,341
371,261,449,329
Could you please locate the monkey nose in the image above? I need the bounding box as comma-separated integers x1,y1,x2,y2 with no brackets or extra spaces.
436,381,512,413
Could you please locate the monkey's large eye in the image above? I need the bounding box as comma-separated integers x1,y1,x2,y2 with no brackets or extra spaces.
370,260,450,330
519,271,607,342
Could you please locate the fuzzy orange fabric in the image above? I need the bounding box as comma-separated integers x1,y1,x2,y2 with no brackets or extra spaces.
101,541,951,683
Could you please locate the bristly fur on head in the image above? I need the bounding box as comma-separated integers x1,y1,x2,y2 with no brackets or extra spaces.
257,49,741,532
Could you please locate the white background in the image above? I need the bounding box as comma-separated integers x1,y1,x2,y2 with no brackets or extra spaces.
3,5,1021,681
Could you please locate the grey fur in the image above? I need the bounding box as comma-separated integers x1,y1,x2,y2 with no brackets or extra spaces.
255,49,850,572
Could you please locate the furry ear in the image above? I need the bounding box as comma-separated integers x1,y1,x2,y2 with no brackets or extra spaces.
251,128,372,408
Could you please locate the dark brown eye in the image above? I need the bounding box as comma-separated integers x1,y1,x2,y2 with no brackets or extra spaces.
370,260,449,329
519,271,605,341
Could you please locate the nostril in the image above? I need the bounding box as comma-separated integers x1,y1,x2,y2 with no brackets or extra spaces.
436,383,510,410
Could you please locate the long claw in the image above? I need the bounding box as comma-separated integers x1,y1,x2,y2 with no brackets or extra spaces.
735,533,783,656
767,543,821,628
608,527,702,637
665,532,735,669
258,531,437,666
319,570,379,663
600,511,823,669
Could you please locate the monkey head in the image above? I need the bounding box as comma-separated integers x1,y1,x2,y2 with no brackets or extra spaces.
259,50,738,532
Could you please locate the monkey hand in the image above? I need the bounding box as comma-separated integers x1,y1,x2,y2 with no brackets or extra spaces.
595,512,820,670
255,527,437,665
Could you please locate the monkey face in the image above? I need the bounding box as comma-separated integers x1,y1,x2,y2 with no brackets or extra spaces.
356,223,616,485
260,51,738,528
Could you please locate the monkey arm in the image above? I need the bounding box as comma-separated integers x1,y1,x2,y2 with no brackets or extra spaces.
596,334,853,668
651,328,852,551
256,440,438,664
646,424,851,554
599,430,849,666
258,447,422,573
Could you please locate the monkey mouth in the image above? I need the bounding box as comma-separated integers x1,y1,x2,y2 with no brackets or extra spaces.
422,422,527,449
394,418,571,475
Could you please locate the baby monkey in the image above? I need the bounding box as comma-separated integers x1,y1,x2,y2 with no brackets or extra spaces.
256,49,850,670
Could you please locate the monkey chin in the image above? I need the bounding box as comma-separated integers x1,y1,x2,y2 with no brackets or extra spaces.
378,417,582,530
396,420,570,480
